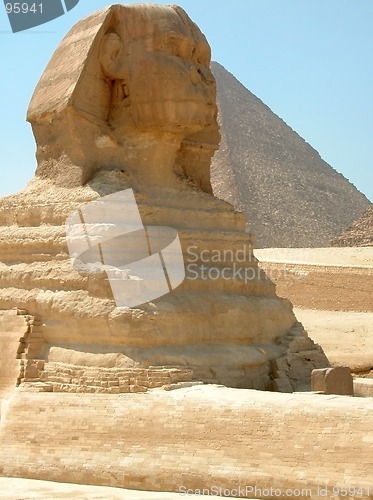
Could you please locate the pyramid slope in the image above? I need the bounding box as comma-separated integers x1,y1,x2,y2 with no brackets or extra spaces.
211,62,371,248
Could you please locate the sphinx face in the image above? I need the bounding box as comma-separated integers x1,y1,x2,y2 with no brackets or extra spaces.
27,4,219,186
105,5,217,134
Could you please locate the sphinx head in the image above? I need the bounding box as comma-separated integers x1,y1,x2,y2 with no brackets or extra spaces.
100,4,216,133
27,4,219,190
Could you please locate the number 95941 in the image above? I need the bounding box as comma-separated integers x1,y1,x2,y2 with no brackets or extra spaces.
5,3,43,14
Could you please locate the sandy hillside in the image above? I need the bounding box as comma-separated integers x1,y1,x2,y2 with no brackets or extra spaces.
254,247,373,311
255,247,373,373
254,246,373,266
294,308,373,372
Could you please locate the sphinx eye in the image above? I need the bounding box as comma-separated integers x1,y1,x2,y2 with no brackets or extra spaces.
155,33,193,60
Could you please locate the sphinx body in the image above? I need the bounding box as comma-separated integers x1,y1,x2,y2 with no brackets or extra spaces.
0,4,328,394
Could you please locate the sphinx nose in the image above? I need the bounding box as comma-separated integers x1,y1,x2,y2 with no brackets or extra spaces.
198,67,215,85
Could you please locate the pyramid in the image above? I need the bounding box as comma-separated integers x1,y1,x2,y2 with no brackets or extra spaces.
211,62,371,247
331,205,373,246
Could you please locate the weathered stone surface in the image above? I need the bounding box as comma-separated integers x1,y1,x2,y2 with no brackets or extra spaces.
311,366,354,395
272,323,330,392
0,310,25,396
353,378,373,397
0,4,328,391
0,388,372,494
0,309,44,397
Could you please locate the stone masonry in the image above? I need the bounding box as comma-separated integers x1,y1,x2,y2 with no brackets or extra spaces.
0,308,44,396
0,386,372,498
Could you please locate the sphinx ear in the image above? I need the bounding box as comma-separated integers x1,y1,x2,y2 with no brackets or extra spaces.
99,32,128,80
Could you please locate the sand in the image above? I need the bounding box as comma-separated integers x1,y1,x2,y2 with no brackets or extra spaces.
0,478,197,499
254,247,373,373
254,246,373,267
294,307,373,372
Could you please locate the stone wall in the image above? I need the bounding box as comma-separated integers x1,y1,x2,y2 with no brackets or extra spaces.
0,387,371,498
0,309,43,396
15,321,329,394
271,322,330,392
1,313,328,394
38,362,194,394
19,358,273,393
354,378,373,397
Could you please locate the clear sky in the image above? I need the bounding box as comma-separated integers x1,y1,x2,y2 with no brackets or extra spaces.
0,0,372,201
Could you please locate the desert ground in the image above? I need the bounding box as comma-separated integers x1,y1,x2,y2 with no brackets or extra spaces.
0,477,253,499
255,247,373,375
0,478,188,499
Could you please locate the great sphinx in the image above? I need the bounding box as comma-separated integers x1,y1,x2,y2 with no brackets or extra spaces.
0,4,328,394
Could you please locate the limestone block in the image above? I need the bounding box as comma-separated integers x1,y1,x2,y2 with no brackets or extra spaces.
288,337,315,352
23,360,204,393
272,377,293,393
169,369,193,383
251,376,269,391
119,384,130,393
353,378,373,397
17,382,52,392
271,357,289,374
0,388,372,492
311,367,353,395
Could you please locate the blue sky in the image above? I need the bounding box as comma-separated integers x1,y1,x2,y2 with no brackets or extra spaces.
0,0,372,202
